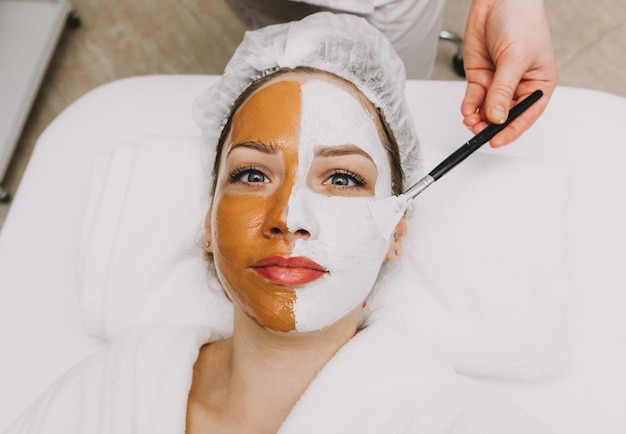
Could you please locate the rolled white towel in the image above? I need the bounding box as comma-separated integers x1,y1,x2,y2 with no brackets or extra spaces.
79,136,571,380
79,136,232,341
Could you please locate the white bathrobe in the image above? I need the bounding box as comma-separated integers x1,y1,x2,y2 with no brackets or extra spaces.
5,321,550,434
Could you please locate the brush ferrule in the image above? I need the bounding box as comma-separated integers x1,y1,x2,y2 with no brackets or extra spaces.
405,175,435,200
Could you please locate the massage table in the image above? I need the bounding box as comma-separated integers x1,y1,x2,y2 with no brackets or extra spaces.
0,75,624,432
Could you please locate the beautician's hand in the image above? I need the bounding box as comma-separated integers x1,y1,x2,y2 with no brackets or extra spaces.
461,0,558,147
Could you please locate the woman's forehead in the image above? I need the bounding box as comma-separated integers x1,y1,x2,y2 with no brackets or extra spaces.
241,71,378,119
229,79,302,148
227,73,380,147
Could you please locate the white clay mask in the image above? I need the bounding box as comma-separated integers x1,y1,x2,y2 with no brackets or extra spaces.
287,79,398,332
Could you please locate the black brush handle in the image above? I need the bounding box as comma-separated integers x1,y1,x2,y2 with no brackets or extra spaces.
429,89,543,181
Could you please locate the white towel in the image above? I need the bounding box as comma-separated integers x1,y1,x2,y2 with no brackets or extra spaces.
79,136,572,380
365,145,572,379
4,325,214,434
79,136,232,341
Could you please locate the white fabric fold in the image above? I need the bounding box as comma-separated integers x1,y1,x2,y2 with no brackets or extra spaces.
4,325,214,434
281,322,453,432
79,136,233,341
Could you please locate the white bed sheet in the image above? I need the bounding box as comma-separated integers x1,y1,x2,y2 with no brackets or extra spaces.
1,75,625,432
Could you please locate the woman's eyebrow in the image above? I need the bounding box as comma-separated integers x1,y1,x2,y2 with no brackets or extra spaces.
227,141,278,156
315,144,374,162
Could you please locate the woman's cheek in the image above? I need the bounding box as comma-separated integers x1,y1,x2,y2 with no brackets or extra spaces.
214,193,262,264
212,193,297,332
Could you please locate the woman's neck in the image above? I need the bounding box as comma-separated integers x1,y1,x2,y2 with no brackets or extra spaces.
230,306,360,402
234,304,359,365
187,306,361,433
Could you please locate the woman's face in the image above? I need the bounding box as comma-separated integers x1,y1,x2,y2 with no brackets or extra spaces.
208,74,403,333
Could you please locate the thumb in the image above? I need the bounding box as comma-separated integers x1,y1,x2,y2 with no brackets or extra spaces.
484,60,526,124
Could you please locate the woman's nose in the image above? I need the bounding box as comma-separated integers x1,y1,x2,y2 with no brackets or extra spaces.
285,188,320,240
262,190,310,241
266,225,311,241
263,187,317,241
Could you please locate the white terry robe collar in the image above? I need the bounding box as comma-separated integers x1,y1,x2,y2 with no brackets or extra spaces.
103,322,454,434
279,322,454,433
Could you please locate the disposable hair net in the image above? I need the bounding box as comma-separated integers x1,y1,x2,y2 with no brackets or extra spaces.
193,11,421,184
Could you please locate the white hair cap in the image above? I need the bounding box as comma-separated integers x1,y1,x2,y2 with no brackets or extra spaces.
193,11,421,184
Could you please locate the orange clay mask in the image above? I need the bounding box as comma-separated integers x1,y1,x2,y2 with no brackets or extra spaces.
211,80,301,332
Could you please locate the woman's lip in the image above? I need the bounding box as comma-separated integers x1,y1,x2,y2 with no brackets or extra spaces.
251,256,327,286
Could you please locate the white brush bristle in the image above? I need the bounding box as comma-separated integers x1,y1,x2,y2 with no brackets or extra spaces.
367,196,409,241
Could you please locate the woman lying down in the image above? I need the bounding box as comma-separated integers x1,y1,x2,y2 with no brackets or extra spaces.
6,12,551,434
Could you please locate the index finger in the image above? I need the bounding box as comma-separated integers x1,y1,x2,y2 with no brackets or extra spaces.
461,81,488,119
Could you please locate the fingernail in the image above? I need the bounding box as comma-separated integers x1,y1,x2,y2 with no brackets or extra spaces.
490,105,507,124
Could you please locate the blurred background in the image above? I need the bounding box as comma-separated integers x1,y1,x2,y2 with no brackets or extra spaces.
1,0,625,229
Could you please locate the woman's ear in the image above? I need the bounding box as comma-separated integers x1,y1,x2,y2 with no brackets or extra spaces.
204,209,213,254
385,217,407,261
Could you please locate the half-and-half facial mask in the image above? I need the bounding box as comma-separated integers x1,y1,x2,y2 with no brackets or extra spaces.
211,76,396,333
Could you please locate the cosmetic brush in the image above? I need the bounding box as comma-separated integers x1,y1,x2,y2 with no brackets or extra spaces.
369,89,544,239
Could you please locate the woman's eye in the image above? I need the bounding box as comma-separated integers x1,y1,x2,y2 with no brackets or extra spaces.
243,171,267,183
324,171,365,188
230,167,269,184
